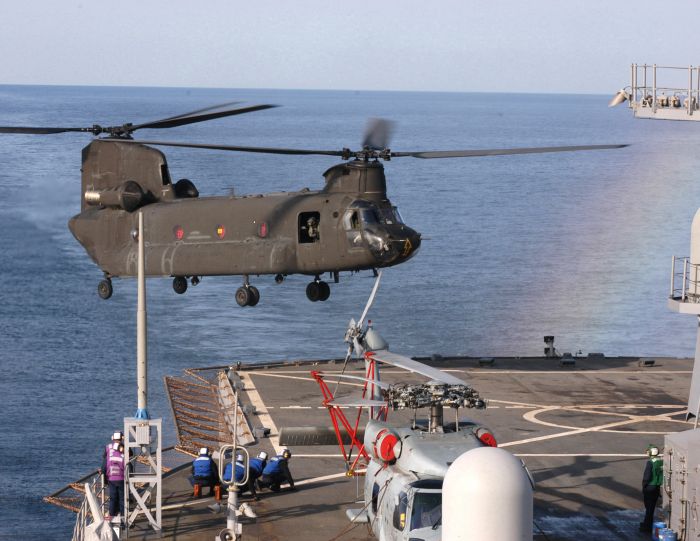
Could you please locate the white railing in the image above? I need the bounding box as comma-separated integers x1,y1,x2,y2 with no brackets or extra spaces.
670,256,700,301
71,475,106,541
631,64,700,114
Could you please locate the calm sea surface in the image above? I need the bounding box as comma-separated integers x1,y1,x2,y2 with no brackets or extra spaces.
1,85,700,538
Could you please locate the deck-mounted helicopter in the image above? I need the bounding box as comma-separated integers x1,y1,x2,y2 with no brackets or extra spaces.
0,102,626,307
279,277,521,541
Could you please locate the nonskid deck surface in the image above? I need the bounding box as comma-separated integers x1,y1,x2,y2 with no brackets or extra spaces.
137,355,691,540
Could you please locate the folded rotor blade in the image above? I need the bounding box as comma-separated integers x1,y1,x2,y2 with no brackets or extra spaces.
368,351,466,385
390,144,628,159
327,396,387,407
324,373,391,389
130,103,278,131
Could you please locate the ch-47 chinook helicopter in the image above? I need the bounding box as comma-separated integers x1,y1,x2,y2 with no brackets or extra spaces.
0,102,625,307
279,276,526,541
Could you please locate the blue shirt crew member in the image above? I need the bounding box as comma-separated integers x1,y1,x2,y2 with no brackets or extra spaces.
192,447,218,497
259,448,295,492
223,453,266,499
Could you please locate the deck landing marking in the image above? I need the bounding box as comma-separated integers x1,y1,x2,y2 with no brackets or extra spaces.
501,408,686,448
244,373,281,455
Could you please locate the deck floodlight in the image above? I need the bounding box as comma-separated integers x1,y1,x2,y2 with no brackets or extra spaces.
608,88,630,108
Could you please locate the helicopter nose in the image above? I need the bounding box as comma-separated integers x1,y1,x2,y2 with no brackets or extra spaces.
400,230,421,261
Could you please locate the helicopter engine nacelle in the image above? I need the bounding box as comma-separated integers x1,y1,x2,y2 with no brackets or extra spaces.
365,421,401,463
84,180,145,212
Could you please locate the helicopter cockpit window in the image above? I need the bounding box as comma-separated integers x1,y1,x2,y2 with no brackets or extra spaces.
392,491,409,531
359,209,378,225
409,491,442,531
298,211,321,243
377,206,404,225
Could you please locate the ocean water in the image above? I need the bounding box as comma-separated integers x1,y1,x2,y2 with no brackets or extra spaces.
1,85,700,538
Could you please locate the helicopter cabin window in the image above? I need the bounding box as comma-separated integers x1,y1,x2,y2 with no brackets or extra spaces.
298,211,320,243
343,210,360,231
392,491,409,531
410,491,442,531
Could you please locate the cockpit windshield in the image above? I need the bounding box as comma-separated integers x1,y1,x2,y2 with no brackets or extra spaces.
410,491,442,531
377,206,404,225
344,201,403,230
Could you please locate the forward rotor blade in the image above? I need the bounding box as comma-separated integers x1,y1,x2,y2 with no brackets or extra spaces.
139,101,241,124
130,103,278,131
368,351,466,385
390,144,628,159
358,271,382,329
105,138,349,157
362,118,394,150
0,126,94,135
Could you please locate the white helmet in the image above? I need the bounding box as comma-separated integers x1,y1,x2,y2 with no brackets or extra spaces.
236,453,244,462
199,447,209,456
648,446,660,457
112,431,123,441
257,451,268,460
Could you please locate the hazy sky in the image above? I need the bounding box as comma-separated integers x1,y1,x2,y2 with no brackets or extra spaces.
3,0,697,94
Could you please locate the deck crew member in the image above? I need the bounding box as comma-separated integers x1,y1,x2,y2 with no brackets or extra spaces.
258,447,295,492
192,447,218,497
640,444,663,533
223,453,263,499
101,431,126,519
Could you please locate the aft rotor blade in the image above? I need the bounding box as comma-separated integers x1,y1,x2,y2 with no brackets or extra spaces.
130,103,278,131
0,126,95,135
368,350,466,385
362,118,394,150
109,138,349,156
391,144,628,159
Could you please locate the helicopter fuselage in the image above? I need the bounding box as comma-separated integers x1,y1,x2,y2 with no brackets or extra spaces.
68,140,421,303
360,419,489,541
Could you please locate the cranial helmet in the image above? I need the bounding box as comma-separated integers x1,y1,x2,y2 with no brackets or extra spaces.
647,445,660,457
199,447,209,456
236,453,244,462
257,451,268,460
112,431,124,441
282,448,292,459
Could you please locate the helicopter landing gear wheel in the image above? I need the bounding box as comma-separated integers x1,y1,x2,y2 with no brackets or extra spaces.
173,276,188,294
236,285,259,307
318,281,330,301
236,287,250,307
191,276,200,286
248,286,260,306
306,280,330,302
306,281,320,302
97,278,113,300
